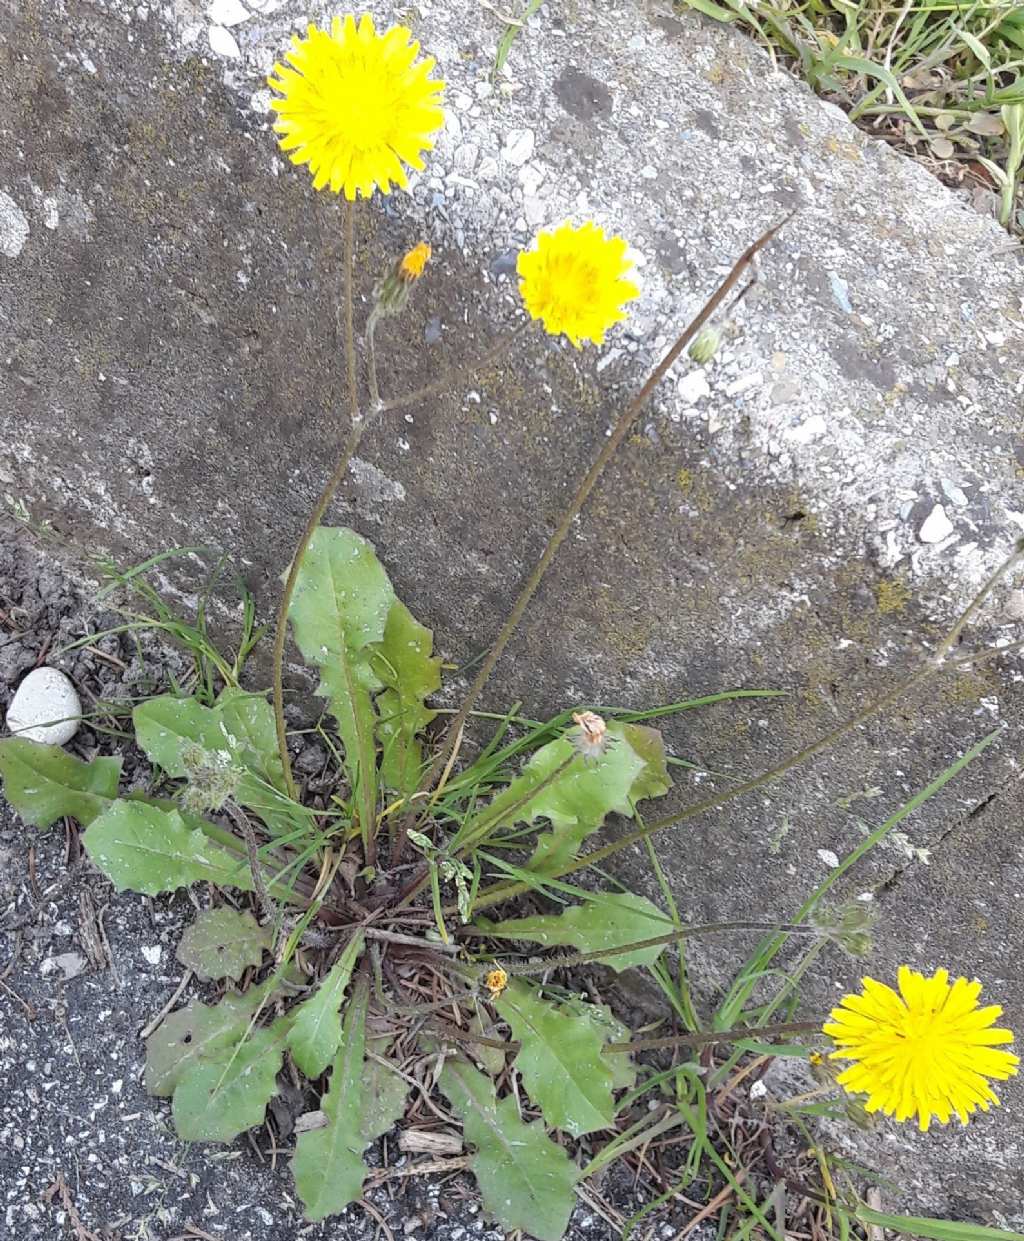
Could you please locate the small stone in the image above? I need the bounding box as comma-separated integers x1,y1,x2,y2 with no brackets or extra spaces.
6,667,82,745
502,127,535,167
41,952,88,981
677,368,710,405
725,372,761,398
940,477,969,507
294,742,327,775
424,316,443,345
918,502,954,544
208,24,241,57
207,0,249,25
141,945,162,966
524,195,546,226
817,849,840,869
453,143,479,173
785,414,827,444
770,379,801,406
489,249,518,278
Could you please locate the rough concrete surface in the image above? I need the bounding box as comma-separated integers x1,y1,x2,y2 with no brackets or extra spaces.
2,0,1024,1231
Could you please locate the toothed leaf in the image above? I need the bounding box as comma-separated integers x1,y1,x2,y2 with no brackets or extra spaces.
83,800,253,896
437,1055,577,1241
0,739,121,827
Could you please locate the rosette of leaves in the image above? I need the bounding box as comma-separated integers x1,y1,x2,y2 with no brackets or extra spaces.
0,527,678,1234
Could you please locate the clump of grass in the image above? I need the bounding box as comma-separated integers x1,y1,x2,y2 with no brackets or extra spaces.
675,0,1024,230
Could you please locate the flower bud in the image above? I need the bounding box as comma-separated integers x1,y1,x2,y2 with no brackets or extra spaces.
688,326,721,365
179,741,242,814
811,900,877,958
373,242,431,317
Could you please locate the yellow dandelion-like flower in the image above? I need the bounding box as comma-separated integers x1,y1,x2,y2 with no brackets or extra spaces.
823,966,1019,1132
517,221,640,348
268,14,445,200
484,967,509,999
400,241,431,281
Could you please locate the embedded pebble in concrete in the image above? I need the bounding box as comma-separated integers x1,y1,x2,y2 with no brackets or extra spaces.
5,667,82,746
0,189,29,258
919,502,956,544
208,24,241,58
208,0,250,26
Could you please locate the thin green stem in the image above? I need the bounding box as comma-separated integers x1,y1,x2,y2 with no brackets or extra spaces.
403,216,793,838
342,200,359,416
605,1019,819,1054
366,307,382,409
378,324,526,415
272,200,362,798
459,920,820,974
931,540,1024,665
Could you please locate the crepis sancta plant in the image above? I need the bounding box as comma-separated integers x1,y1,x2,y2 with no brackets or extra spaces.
1,11,1019,1239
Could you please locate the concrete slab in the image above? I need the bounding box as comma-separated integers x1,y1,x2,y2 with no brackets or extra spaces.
2,0,1023,1225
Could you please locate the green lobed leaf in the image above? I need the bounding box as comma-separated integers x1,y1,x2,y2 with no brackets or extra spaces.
288,527,396,846
133,690,299,834
370,599,442,796
292,977,370,1222
437,1055,578,1241
496,979,614,1137
83,800,253,896
286,932,365,1079
585,1004,636,1092
175,907,274,982
456,722,671,871
172,1025,283,1142
145,984,273,1097
0,739,122,827
360,1050,410,1144
475,891,671,972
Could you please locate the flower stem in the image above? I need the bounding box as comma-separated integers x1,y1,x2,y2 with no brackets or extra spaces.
272,199,362,797
365,307,383,409
402,216,792,840
379,324,527,415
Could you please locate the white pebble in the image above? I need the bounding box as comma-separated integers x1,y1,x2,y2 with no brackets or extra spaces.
41,952,88,981
817,848,840,869
677,368,710,405
208,24,241,58
785,414,827,444
502,128,535,167
918,503,954,544
141,945,162,966
6,667,82,746
207,0,249,25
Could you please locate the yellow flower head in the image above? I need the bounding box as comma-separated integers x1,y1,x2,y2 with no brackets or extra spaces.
823,966,1019,1132
517,221,640,348
268,14,445,200
400,242,431,281
484,967,509,999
